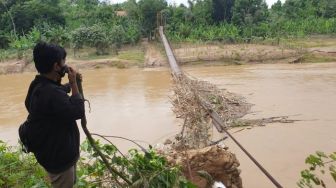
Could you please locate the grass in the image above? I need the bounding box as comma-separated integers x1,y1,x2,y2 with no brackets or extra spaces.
281,35,336,48
66,47,116,60
117,49,144,64
66,45,145,67
0,49,23,62
300,53,336,63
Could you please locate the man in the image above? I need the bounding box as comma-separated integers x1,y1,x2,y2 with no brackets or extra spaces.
25,42,85,188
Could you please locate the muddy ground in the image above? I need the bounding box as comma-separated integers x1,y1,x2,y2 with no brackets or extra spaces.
1,37,336,74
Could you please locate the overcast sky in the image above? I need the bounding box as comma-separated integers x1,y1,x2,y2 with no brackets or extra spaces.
106,0,286,7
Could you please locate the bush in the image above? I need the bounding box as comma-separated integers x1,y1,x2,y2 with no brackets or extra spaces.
37,23,71,47
0,141,48,187
298,151,336,188
9,27,41,59
0,139,195,187
77,139,195,187
71,25,110,56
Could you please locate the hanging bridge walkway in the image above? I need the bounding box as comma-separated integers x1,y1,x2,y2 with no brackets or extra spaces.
158,26,283,188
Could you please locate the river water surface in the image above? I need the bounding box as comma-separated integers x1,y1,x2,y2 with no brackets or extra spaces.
185,63,336,188
1,63,336,187
0,68,180,150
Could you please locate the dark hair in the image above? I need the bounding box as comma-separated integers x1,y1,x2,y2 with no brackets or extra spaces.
33,42,67,74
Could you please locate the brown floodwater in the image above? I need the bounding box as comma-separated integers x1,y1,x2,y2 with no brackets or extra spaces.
0,68,180,151
185,63,336,188
1,63,336,187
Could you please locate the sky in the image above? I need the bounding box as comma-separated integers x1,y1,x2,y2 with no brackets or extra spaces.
106,0,286,7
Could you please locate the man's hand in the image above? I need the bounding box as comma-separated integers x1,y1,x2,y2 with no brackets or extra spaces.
77,73,83,82
67,66,77,85
67,66,80,97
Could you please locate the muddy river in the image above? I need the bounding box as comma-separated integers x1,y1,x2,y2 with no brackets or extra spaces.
0,68,180,150
1,63,336,187
185,63,336,188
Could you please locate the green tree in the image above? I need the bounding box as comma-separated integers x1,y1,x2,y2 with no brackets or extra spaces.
138,0,167,40
123,0,141,21
10,27,41,59
192,0,213,25
212,0,234,24
232,0,269,26
271,0,282,13
71,25,110,56
7,0,65,34
109,25,125,54
282,0,336,19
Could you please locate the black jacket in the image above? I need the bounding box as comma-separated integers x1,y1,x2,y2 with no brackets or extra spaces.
25,75,85,173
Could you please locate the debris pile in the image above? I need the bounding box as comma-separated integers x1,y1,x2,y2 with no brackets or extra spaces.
171,74,251,149
160,74,250,187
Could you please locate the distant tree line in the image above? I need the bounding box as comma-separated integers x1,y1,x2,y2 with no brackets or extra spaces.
0,0,336,57
164,0,336,42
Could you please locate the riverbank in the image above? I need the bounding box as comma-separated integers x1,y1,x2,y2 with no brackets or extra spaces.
1,63,336,187
172,36,336,65
1,36,336,74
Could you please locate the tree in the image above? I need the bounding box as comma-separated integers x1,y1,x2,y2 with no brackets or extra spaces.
7,0,65,34
138,0,167,40
271,0,282,13
324,1,336,18
109,25,124,54
270,0,284,23
212,0,234,24
232,0,269,26
71,25,110,55
89,5,116,25
10,27,41,59
123,0,141,21
192,0,213,25
282,0,336,19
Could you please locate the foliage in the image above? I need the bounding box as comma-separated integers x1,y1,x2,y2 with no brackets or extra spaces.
122,20,142,45
77,139,195,187
0,139,195,187
138,0,167,39
298,151,336,188
38,24,71,47
109,25,125,52
71,22,140,56
0,0,65,34
212,0,234,24
232,0,269,26
191,0,213,25
71,25,111,55
0,141,48,187
9,27,41,59
1,0,336,60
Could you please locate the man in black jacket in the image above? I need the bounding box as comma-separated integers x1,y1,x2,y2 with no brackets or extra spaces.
25,42,85,188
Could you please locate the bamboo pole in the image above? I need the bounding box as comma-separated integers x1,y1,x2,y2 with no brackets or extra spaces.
76,75,132,186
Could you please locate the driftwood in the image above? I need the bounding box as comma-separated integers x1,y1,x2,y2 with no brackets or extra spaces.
171,74,251,149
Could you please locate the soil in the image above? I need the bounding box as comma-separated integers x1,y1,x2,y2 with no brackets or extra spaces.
158,145,242,188
143,40,168,67
1,41,335,75
173,44,301,63
0,59,28,74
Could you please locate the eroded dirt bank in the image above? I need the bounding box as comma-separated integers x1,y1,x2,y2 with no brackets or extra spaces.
173,43,300,63
2,41,330,74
